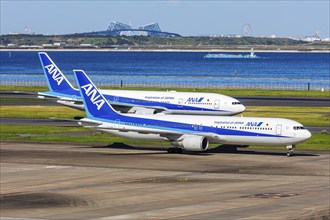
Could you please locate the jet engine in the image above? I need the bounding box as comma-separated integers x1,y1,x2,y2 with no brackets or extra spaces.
171,135,209,151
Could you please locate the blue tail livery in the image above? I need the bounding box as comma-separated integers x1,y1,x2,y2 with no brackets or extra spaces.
74,69,117,119
38,52,80,97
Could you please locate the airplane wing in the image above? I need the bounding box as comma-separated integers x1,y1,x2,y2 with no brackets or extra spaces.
38,92,81,101
79,118,222,142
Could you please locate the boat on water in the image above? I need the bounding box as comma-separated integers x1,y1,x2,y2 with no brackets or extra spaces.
204,49,259,59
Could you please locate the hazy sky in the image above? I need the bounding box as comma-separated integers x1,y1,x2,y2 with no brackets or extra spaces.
1,0,329,38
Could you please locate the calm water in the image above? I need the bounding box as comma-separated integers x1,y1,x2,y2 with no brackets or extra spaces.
0,51,329,90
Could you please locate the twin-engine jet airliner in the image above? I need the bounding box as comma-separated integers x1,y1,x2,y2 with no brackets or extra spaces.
74,70,311,156
37,52,245,115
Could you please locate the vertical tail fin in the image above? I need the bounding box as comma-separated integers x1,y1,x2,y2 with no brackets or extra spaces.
74,70,119,119
38,52,79,96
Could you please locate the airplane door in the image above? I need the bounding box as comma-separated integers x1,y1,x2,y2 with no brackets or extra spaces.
178,98,183,108
276,124,282,135
214,100,220,109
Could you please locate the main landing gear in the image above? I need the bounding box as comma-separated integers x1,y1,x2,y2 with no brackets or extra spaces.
167,147,183,154
286,145,295,157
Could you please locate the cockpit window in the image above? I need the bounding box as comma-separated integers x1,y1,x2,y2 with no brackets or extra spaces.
232,102,241,105
293,126,306,130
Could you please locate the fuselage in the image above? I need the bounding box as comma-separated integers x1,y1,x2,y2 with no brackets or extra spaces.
39,89,245,116
100,89,245,115
82,113,311,146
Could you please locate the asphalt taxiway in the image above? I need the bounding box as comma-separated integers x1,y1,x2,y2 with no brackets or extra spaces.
1,142,329,220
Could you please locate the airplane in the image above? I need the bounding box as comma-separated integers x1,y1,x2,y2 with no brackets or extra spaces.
73,69,311,157
37,52,245,115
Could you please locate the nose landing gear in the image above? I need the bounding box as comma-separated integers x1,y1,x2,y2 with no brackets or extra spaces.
286,145,295,157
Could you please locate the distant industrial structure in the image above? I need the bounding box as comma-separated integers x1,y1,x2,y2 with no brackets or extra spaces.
70,21,181,37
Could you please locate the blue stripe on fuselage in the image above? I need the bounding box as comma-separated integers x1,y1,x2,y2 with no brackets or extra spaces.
50,93,227,113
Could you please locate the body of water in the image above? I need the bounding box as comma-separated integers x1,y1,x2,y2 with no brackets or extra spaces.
0,51,329,90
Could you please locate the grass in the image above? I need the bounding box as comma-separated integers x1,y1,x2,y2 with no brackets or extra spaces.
0,86,48,92
297,133,330,150
243,106,330,127
246,133,329,151
0,124,167,146
1,105,328,126
1,86,329,98
0,106,85,119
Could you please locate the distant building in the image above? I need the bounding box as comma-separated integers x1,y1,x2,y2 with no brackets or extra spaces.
42,44,54,48
53,42,66,47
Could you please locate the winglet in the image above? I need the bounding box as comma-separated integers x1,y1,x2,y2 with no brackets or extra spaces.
74,69,118,119
38,52,80,96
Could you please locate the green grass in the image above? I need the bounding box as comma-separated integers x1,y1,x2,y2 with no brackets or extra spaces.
248,133,329,151
1,86,329,98
1,105,328,126
0,124,167,146
243,106,330,127
1,124,328,151
0,106,85,119
297,133,330,150
0,86,48,92
0,98,45,102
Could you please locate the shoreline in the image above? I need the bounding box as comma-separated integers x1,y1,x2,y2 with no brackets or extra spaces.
1,48,329,53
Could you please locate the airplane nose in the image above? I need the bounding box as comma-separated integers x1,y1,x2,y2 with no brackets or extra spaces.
235,104,246,114
300,129,312,141
305,130,312,140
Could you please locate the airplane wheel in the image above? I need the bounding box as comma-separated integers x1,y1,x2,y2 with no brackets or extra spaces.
167,148,182,154
176,148,183,154
287,150,293,157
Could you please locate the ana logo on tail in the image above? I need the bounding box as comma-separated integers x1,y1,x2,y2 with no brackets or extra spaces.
44,64,64,86
81,83,105,110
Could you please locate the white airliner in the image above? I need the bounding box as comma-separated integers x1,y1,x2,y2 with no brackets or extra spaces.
37,52,245,115
74,70,311,156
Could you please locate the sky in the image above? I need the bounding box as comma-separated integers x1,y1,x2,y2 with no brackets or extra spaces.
0,0,329,38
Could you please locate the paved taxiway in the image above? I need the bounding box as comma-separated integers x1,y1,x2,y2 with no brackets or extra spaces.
1,142,329,220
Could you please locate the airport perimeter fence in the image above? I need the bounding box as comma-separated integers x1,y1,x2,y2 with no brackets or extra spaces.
1,78,329,91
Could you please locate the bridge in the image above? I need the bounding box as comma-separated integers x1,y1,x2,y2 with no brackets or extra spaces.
67,21,181,37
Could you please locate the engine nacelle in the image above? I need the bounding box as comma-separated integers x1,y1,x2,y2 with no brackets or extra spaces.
171,135,209,152
128,107,157,115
